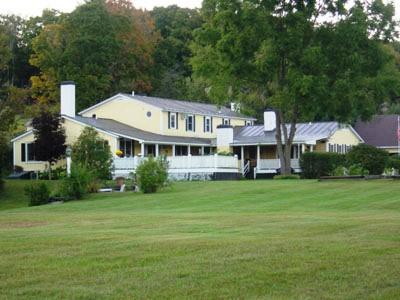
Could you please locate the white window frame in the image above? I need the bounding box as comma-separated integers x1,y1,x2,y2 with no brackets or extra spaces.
204,117,211,133
186,115,194,131
170,113,176,129
22,143,39,163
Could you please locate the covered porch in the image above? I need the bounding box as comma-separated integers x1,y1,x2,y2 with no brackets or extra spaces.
113,137,240,179
233,143,316,178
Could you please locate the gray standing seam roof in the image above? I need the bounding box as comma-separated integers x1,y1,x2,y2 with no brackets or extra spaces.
73,116,214,146
122,94,256,120
232,122,340,145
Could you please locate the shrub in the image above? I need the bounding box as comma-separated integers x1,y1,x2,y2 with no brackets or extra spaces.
24,182,50,206
332,166,348,176
387,157,400,170
273,174,300,180
72,127,113,180
60,165,93,200
346,144,388,175
348,164,369,176
217,151,233,156
136,156,168,193
300,152,345,179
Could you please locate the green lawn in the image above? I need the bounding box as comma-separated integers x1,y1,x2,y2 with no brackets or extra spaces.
0,179,399,299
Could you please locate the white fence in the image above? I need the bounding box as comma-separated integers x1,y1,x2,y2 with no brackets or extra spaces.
113,154,239,178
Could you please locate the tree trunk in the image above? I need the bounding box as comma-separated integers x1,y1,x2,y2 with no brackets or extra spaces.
48,162,52,181
275,109,297,176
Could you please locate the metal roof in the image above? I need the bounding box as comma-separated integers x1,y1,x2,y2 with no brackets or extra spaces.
232,122,340,145
73,116,214,146
122,94,256,120
354,115,399,147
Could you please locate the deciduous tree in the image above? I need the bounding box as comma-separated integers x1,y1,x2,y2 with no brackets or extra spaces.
191,0,400,174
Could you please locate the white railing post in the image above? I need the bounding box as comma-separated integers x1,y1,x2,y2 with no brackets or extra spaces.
188,154,192,169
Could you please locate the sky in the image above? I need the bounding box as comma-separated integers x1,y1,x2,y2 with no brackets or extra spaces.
0,0,399,18
0,0,202,17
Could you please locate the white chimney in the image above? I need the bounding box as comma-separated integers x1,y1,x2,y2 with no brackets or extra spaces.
60,81,76,117
132,91,135,96
264,110,276,131
216,125,234,152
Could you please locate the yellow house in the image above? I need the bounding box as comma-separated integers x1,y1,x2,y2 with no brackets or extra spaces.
11,82,363,179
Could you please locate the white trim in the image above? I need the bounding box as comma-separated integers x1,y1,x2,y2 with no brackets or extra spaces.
13,141,16,166
348,125,364,143
11,130,33,142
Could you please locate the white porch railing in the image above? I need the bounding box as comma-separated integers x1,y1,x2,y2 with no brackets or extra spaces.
257,159,300,170
113,154,239,178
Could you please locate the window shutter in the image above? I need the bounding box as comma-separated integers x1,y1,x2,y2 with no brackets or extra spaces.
203,116,206,132
193,115,196,132
168,112,171,129
176,113,178,129
185,116,188,131
211,117,213,133
21,143,26,162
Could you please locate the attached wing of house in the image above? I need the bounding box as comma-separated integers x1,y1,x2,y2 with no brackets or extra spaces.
354,115,399,154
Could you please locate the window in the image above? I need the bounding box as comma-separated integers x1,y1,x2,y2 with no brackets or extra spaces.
186,115,195,131
175,145,188,156
119,138,134,157
169,112,177,129
222,118,230,125
204,116,211,133
21,143,36,162
245,120,252,126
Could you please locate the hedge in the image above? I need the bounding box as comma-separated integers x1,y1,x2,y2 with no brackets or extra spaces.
300,152,345,179
346,144,389,175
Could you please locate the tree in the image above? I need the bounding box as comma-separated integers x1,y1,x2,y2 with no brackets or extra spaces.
30,0,157,111
31,110,66,179
151,5,203,99
72,127,112,180
191,0,400,174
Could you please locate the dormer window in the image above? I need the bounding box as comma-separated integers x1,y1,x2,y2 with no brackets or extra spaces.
245,120,252,126
223,118,230,125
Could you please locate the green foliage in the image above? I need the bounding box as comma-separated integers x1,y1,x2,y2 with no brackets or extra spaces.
151,5,203,99
72,127,112,180
30,0,157,110
38,166,66,180
60,165,93,200
273,175,300,180
332,166,348,176
31,110,66,174
217,151,233,156
191,0,400,174
346,144,389,175
136,156,169,193
24,182,50,206
300,152,346,179
387,156,400,170
348,164,369,176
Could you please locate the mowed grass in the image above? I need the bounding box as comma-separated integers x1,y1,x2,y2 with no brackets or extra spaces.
0,179,400,299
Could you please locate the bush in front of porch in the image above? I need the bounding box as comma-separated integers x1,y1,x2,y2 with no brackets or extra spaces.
136,156,169,193
300,152,345,179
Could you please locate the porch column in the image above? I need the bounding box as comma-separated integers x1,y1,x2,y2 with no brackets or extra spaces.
301,144,306,154
155,144,159,157
172,144,176,157
141,142,145,157
188,145,191,156
310,145,314,152
297,144,301,158
241,146,244,171
201,146,205,156
257,145,260,167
